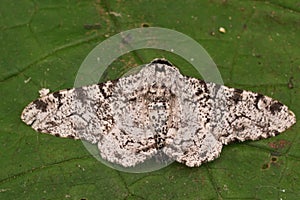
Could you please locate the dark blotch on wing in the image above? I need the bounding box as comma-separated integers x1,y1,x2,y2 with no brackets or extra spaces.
269,102,283,114
53,91,62,99
254,93,264,109
33,99,48,112
198,80,209,93
98,83,110,98
232,88,243,104
52,91,63,109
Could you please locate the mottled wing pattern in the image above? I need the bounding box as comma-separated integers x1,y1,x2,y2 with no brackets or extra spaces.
21,82,115,144
21,58,296,168
164,76,296,167
207,83,296,145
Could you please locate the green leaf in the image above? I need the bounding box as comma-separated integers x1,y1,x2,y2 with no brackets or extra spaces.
1,0,299,199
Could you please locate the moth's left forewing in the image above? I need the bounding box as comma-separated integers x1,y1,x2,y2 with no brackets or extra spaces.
21,88,77,135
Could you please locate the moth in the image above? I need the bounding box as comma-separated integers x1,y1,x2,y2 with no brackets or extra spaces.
21,59,296,167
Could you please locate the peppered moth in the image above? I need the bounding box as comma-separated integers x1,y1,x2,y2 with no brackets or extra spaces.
21,59,296,167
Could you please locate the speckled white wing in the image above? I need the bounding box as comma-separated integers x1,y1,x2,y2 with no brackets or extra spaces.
207,83,296,144
21,82,115,144
163,76,296,167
